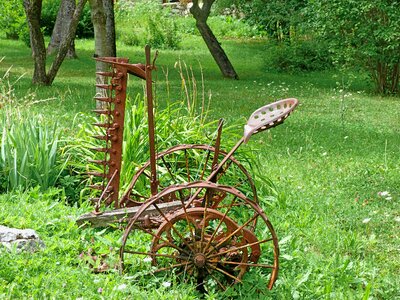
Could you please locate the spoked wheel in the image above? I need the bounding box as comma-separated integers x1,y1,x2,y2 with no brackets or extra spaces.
120,182,279,292
119,144,257,207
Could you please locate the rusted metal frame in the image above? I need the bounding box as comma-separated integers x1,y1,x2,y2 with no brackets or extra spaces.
90,58,130,211
91,70,114,210
144,45,159,197
106,64,127,208
94,169,118,213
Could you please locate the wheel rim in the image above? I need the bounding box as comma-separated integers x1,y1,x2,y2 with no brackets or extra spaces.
120,182,279,292
119,144,257,207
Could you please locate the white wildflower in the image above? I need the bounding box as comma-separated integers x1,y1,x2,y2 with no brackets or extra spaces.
116,284,127,291
362,218,371,224
143,257,152,263
162,281,171,288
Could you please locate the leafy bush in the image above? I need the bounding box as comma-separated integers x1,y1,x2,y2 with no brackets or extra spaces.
208,15,265,38
0,0,28,40
265,39,333,73
215,0,306,41
41,0,94,38
307,0,400,94
115,0,181,49
41,0,61,36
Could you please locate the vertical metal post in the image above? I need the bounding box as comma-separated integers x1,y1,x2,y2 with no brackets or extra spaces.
145,45,158,196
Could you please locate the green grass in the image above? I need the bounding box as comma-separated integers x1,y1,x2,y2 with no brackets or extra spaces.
1,35,399,299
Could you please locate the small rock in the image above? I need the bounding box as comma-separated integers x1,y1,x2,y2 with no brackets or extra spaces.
0,225,45,252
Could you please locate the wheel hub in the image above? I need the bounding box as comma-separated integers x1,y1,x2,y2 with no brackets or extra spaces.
193,253,206,268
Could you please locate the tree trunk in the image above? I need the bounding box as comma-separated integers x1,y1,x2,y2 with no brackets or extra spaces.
47,0,77,58
23,0,48,84
104,0,116,57
89,0,115,58
195,20,239,79
190,0,238,79
89,0,116,107
47,0,87,84
23,0,87,85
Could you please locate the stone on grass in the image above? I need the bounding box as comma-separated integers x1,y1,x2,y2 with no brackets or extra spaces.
0,225,45,252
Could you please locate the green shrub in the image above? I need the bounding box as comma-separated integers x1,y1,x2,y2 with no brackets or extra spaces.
0,0,28,40
41,0,61,36
265,39,333,73
76,4,94,38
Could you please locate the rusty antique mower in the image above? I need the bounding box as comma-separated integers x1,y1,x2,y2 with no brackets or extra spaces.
77,46,298,292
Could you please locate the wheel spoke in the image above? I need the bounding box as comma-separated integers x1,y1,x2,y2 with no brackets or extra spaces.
199,189,211,252
176,193,197,245
199,149,212,180
176,264,194,277
206,263,242,283
131,224,190,255
208,238,273,259
185,149,190,182
218,261,274,268
153,203,196,253
153,261,192,273
208,272,227,291
203,197,237,254
206,212,260,254
123,249,185,260
161,156,177,183
216,159,233,182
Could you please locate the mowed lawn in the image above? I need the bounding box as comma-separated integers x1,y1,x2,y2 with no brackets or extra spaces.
1,36,399,299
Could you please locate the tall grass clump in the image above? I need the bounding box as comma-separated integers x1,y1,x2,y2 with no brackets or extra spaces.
0,64,65,192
